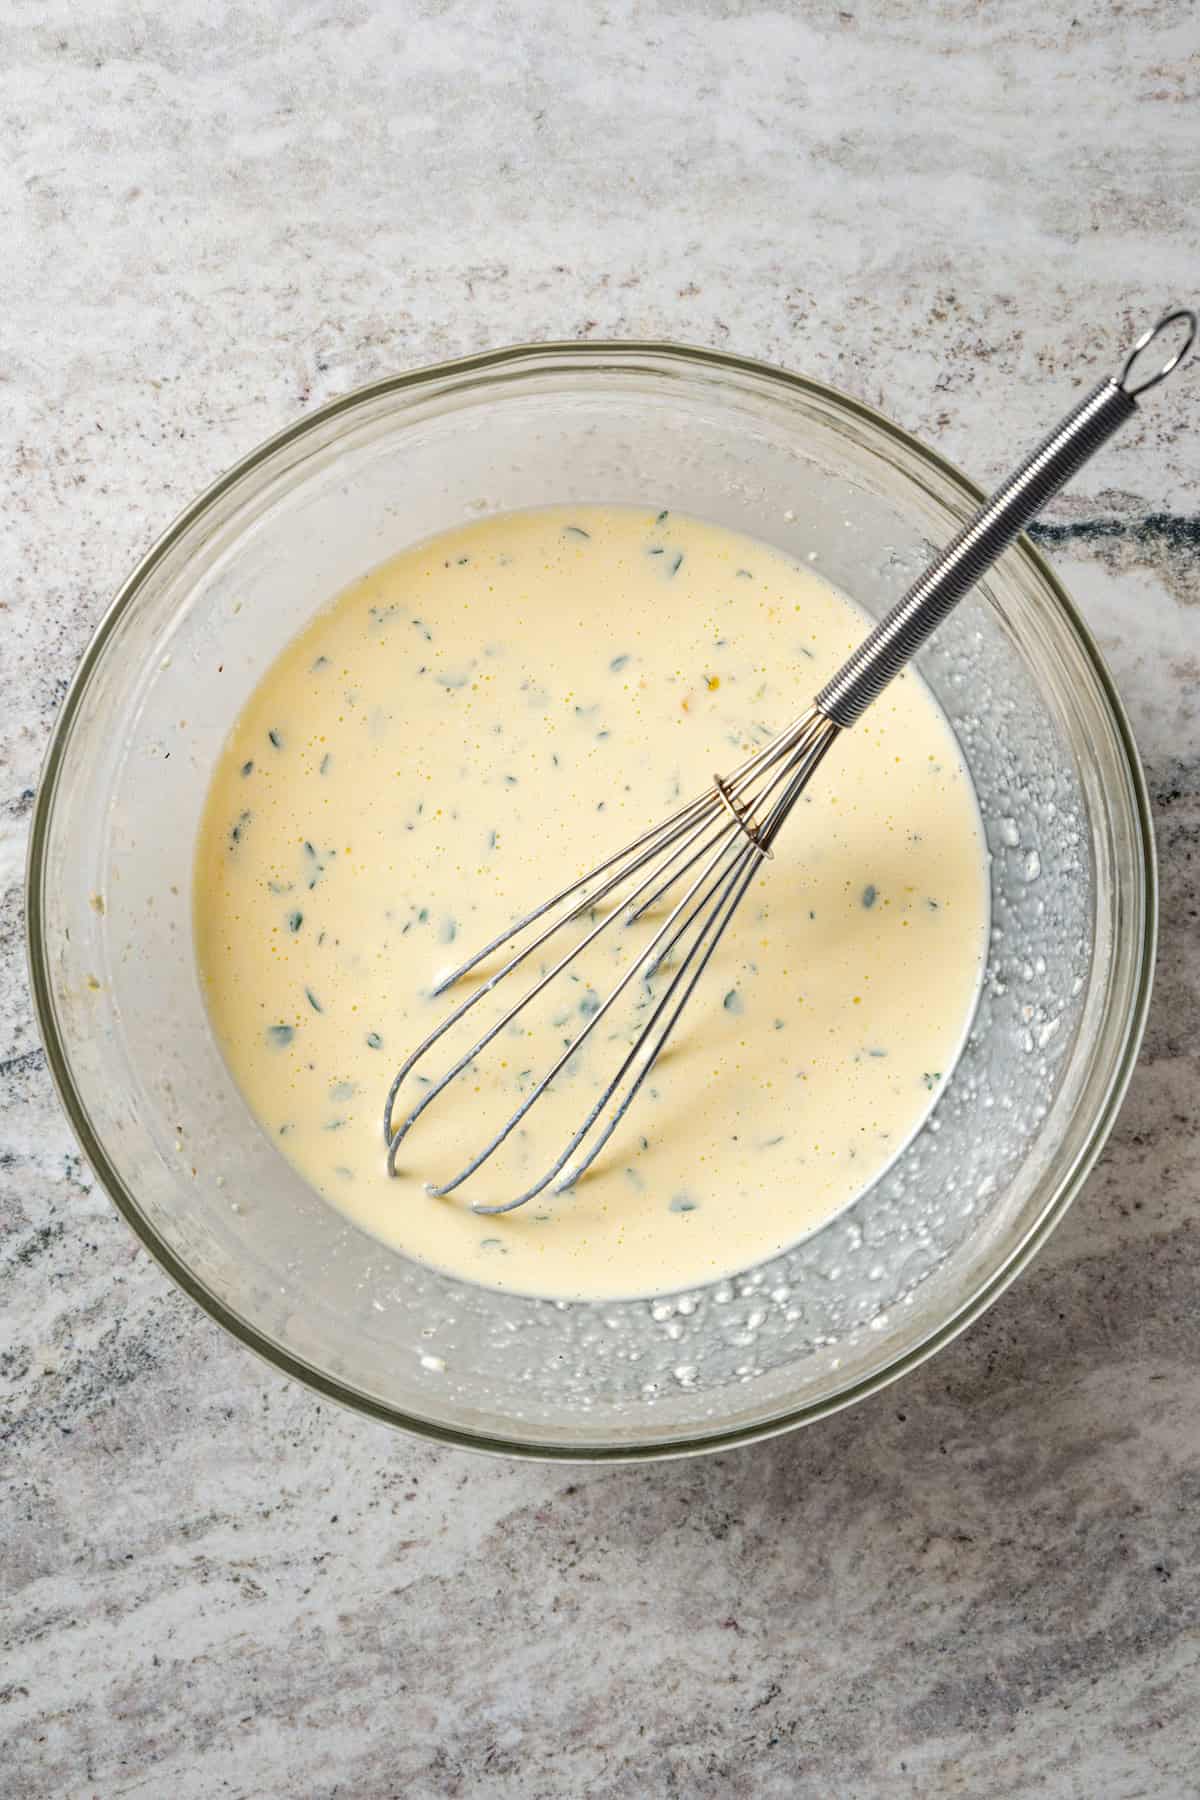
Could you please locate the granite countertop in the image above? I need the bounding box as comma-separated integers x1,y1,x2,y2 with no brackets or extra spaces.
3,4,1198,1794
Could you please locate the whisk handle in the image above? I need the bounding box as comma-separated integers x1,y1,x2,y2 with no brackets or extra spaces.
816,308,1196,729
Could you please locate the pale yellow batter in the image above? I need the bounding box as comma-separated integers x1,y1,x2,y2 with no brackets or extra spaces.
195,506,988,1300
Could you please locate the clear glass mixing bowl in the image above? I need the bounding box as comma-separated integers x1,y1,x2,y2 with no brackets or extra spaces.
27,344,1155,1460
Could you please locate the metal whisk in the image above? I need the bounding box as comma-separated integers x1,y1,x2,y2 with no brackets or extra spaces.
384,309,1195,1213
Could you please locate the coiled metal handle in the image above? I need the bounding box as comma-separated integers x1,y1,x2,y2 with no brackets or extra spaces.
817,309,1196,729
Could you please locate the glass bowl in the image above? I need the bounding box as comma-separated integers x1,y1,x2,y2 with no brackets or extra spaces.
27,344,1154,1461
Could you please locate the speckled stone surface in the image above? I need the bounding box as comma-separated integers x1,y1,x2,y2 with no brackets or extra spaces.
3,4,1199,1795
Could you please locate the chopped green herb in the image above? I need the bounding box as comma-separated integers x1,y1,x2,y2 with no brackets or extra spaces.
723,989,743,1014
669,1194,698,1213
579,990,601,1017
867,1047,888,1058
319,753,332,776
288,911,303,933
862,884,878,909
268,728,283,749
563,524,591,540
305,987,323,1013
311,655,330,671
366,1032,383,1050
241,760,254,777
670,553,684,575
656,509,670,524
267,1024,294,1047
441,918,458,945
229,810,251,846
922,1071,942,1090
609,654,631,672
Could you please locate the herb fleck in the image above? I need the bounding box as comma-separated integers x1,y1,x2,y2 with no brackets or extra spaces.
609,653,631,672
241,759,254,777
563,524,591,540
268,728,284,749
366,1032,383,1049
669,553,684,575
288,911,303,933
862,884,878,909
305,987,324,1013
669,1194,698,1213
267,1024,294,1047
723,989,744,1014
319,753,332,776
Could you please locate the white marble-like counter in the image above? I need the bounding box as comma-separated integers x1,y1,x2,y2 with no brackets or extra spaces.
3,3,1198,1793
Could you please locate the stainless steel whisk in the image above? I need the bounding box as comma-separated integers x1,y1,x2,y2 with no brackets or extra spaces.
384,310,1195,1213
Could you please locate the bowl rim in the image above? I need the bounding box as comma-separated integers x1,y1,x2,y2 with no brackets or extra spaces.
25,338,1157,1462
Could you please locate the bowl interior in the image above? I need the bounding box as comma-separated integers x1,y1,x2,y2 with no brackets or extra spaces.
29,346,1152,1456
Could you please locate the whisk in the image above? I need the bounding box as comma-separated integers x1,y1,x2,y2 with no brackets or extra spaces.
384,309,1195,1213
